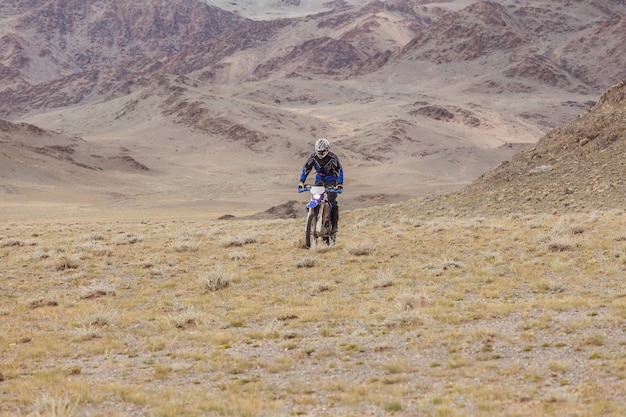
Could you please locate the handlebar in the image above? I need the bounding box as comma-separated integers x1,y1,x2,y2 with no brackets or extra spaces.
298,185,343,194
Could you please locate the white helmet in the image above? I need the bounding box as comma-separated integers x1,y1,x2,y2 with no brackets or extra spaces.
315,138,330,158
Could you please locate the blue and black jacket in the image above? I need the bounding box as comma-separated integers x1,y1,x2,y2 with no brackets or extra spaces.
300,151,344,185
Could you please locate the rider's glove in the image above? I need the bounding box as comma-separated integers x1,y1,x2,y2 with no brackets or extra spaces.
298,181,305,191
336,183,343,191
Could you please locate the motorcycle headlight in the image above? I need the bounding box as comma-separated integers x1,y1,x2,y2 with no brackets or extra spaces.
313,194,321,200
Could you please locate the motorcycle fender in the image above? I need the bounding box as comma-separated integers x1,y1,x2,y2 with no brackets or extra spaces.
306,201,319,209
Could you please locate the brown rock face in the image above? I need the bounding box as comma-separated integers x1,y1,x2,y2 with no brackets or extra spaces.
0,0,246,89
439,79,626,216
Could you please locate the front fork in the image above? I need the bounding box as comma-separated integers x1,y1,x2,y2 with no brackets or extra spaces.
308,202,331,236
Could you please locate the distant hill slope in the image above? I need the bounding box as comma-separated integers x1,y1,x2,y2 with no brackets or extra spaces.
2,1,625,213
413,79,626,216
0,119,152,204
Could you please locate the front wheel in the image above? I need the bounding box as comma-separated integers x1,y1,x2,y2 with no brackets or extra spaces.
305,211,317,249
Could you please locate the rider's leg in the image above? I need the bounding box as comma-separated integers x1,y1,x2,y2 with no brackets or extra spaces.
322,180,339,233
328,192,339,232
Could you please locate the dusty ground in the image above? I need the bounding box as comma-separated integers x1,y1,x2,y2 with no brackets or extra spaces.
1,204,625,416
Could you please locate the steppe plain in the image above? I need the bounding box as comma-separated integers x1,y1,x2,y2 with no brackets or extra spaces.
1,1,626,416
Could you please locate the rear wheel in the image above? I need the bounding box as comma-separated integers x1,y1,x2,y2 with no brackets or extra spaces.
322,217,335,246
305,211,317,249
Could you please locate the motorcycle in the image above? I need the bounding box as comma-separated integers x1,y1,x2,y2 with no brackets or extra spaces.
298,185,342,248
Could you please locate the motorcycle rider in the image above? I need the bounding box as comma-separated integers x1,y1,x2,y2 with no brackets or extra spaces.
298,138,344,233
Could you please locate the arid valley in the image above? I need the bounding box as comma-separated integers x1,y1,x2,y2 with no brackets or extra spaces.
1,1,625,416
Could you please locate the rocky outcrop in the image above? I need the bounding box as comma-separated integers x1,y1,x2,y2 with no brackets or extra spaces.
422,79,626,215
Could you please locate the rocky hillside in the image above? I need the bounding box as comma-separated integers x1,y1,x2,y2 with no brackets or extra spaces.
0,0,245,83
0,0,246,117
416,79,626,216
1,1,624,119
400,1,626,93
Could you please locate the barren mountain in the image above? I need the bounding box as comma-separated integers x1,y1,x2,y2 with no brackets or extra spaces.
0,0,247,117
0,0,245,84
0,0,625,217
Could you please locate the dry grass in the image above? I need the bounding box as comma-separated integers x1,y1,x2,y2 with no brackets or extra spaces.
1,207,626,416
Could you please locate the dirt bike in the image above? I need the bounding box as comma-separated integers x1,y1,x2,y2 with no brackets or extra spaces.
298,184,342,248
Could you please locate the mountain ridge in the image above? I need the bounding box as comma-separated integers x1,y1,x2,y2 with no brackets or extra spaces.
0,0,625,215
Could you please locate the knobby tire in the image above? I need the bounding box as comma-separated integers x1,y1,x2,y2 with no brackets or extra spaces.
305,210,317,249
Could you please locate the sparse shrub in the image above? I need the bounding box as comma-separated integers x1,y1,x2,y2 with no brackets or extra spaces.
296,256,317,268
346,242,376,256
373,270,395,288
0,239,25,248
396,293,430,311
80,281,116,299
54,255,80,271
220,232,258,248
198,267,231,292
114,233,143,245
584,334,605,346
373,343,393,352
482,251,502,262
383,312,423,329
28,298,59,309
83,307,117,327
425,264,445,277
32,393,77,417
72,325,103,341
30,249,50,260
441,260,464,270
172,239,199,252
384,401,403,412
171,231,200,252
170,306,202,329
547,239,575,252
588,352,603,360
293,238,307,249
552,219,586,236
399,217,421,227
66,366,81,376
427,220,446,232
424,259,463,276
353,219,370,229
384,359,409,374
227,250,248,260
76,240,109,254
548,362,569,372
83,233,105,241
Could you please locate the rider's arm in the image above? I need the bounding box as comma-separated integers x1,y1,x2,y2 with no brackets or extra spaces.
300,157,313,182
335,157,344,185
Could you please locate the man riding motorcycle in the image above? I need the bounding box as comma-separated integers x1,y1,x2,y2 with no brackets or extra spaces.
298,138,344,233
